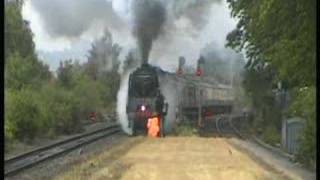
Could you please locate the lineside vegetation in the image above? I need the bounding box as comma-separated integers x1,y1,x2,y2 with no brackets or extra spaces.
226,0,316,168
5,2,120,151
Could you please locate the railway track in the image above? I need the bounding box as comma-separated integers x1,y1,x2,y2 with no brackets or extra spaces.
5,123,121,177
215,115,246,139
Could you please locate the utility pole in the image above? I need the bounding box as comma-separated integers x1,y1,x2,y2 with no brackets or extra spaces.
229,59,234,122
230,59,234,104
197,56,205,127
230,60,234,89
198,87,203,127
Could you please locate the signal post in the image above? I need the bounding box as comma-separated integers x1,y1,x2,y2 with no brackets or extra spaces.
196,56,205,127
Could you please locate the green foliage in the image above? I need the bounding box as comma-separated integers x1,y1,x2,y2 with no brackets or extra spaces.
5,89,40,141
242,65,281,131
174,121,198,136
97,71,120,104
226,0,316,87
288,87,316,168
86,30,121,80
71,73,103,118
226,0,316,167
261,125,280,146
289,87,315,120
5,1,51,90
4,2,121,146
4,85,83,141
36,84,82,136
5,52,49,90
57,60,74,88
5,1,36,60
57,59,120,113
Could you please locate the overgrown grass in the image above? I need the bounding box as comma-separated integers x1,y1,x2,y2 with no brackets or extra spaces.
260,125,280,146
173,120,198,136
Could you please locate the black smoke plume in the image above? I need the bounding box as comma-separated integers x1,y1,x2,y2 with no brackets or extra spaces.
132,0,166,64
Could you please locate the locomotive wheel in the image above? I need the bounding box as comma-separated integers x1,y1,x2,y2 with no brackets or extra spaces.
132,120,137,136
160,129,165,137
128,118,136,136
132,130,136,136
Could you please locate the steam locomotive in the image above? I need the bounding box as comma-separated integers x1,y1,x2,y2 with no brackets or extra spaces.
126,63,168,136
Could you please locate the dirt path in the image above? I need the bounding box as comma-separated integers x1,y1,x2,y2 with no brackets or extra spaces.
56,136,287,180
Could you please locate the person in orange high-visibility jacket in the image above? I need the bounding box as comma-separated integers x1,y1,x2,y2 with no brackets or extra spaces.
147,113,160,137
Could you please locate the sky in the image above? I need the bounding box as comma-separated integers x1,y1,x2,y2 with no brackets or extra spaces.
21,0,239,72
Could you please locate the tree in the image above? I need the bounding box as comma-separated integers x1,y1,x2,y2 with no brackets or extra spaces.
57,60,74,88
226,0,316,87
86,29,121,80
226,0,316,166
122,50,140,73
5,1,51,90
5,1,36,60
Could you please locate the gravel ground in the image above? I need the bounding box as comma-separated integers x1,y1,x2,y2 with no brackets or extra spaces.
227,138,316,180
54,136,290,180
6,134,315,180
6,115,315,180
5,121,111,160
229,117,316,179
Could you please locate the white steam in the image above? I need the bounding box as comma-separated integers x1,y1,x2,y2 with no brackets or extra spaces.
159,75,184,132
116,69,133,134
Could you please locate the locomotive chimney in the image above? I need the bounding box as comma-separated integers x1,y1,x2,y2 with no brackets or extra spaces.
196,56,205,76
177,56,186,75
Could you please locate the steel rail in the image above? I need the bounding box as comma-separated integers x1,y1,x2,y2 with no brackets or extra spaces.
5,123,118,163
227,115,246,139
215,117,223,136
5,124,121,177
214,115,245,139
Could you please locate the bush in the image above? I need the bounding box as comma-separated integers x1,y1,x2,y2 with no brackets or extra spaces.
5,67,118,143
71,73,103,119
96,71,120,109
261,125,280,146
4,83,86,143
289,86,316,168
5,52,50,91
174,121,198,136
5,89,40,141
37,84,83,136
